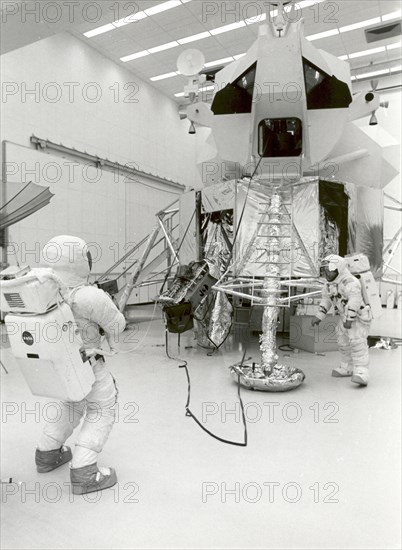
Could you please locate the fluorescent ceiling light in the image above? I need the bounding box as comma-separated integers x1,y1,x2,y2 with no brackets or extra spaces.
204,57,234,68
297,0,325,8
264,0,326,20
357,68,389,79
342,42,400,61
145,0,182,16
351,76,357,81
349,46,386,59
119,7,397,68
382,10,402,22
390,65,402,72
175,84,215,98
307,28,339,41
233,53,246,60
269,0,325,16
210,21,246,35
85,0,187,36
178,31,211,44
387,41,402,51
148,41,179,53
339,17,381,33
121,50,149,62
150,72,179,81
83,24,115,38
245,13,266,25
113,11,147,27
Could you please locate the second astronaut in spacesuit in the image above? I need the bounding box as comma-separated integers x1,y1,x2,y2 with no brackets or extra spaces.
312,254,371,386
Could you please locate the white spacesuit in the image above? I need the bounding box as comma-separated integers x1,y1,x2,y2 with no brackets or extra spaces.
311,254,371,386
35,236,126,494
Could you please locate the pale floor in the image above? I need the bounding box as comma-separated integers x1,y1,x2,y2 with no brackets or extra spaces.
1,307,401,550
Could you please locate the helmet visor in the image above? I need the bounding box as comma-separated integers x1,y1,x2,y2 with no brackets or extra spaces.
87,250,93,271
320,265,338,282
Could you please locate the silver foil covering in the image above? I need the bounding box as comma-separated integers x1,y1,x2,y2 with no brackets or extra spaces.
230,190,305,392
260,193,281,372
318,207,339,260
209,291,233,347
202,220,234,347
193,293,214,348
230,363,305,392
195,177,383,279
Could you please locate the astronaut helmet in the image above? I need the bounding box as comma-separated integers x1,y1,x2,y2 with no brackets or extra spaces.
320,254,347,282
42,235,92,288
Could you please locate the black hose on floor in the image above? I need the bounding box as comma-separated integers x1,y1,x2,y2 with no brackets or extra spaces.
165,330,248,447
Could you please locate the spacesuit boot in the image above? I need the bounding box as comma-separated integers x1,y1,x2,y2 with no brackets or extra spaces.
70,463,117,495
35,446,72,473
351,366,369,386
331,363,353,377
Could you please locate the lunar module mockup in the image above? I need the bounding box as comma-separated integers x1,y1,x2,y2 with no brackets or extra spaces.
166,0,395,390
97,1,398,392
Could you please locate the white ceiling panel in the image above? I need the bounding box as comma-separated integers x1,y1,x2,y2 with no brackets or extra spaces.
74,0,399,99
155,15,204,35
212,25,261,51
3,0,399,100
349,49,393,68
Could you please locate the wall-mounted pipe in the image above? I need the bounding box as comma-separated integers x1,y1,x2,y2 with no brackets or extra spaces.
1,140,9,268
30,135,185,192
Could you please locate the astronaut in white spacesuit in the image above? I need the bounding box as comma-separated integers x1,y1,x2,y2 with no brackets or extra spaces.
311,254,371,386
35,236,126,494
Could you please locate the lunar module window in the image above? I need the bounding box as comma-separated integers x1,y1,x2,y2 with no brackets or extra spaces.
258,118,302,157
211,63,257,115
235,63,257,97
303,58,352,110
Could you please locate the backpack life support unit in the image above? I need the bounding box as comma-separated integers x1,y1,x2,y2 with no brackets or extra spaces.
345,253,382,319
1,266,95,401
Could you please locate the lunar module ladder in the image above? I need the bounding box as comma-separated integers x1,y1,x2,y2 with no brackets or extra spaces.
213,185,320,323
250,186,294,308
227,186,297,308
213,186,307,390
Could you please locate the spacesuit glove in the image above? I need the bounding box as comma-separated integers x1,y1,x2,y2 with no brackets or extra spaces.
311,317,321,327
343,320,352,329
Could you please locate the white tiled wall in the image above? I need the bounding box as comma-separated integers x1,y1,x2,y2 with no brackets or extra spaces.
1,32,201,289
353,79,402,281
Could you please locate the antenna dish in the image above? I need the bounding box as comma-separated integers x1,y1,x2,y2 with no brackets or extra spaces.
177,49,205,76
